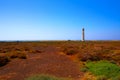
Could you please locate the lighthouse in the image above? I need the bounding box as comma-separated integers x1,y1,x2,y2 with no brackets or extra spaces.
82,28,85,41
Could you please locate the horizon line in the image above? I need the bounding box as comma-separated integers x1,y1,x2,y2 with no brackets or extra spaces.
0,40,120,42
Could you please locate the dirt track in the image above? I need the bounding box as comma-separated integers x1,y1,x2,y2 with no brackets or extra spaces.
0,46,83,80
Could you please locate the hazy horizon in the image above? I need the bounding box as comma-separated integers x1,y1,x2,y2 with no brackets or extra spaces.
0,0,120,40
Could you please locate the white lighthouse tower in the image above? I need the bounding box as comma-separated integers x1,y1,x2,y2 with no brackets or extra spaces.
82,28,85,41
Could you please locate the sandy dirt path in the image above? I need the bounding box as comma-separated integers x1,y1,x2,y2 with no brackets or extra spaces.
0,46,83,80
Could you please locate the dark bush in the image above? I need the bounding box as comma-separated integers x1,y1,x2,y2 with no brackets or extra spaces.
63,46,79,55
79,53,92,61
8,51,27,59
0,54,10,67
79,53,101,61
66,49,78,55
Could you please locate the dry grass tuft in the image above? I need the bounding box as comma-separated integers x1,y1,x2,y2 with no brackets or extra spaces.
6,51,27,59
0,53,10,67
62,46,79,55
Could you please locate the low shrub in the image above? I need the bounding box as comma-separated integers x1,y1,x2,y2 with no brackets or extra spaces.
28,49,42,54
85,60,120,79
0,54,10,67
25,74,72,80
62,46,79,55
81,72,97,80
96,75,108,80
79,53,100,61
80,67,88,72
7,51,27,59
79,53,92,61
65,49,78,55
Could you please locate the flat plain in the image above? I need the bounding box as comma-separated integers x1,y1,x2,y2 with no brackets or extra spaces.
0,41,120,80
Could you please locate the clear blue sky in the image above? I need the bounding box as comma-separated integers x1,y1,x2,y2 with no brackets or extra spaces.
0,0,120,40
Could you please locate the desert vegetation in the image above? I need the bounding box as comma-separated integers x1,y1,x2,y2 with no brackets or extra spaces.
0,53,10,67
60,41,120,80
82,60,120,80
0,41,120,80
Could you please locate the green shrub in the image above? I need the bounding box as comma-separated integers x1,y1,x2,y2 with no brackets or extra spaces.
111,76,120,80
80,67,88,72
85,60,120,79
25,74,72,80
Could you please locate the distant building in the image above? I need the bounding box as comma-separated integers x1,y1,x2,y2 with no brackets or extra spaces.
82,28,85,41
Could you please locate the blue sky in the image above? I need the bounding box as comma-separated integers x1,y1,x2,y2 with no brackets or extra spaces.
0,0,120,40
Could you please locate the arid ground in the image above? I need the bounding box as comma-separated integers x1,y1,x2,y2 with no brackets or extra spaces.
0,41,120,80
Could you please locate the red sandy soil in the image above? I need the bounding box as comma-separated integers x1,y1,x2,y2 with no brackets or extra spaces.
0,46,83,80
